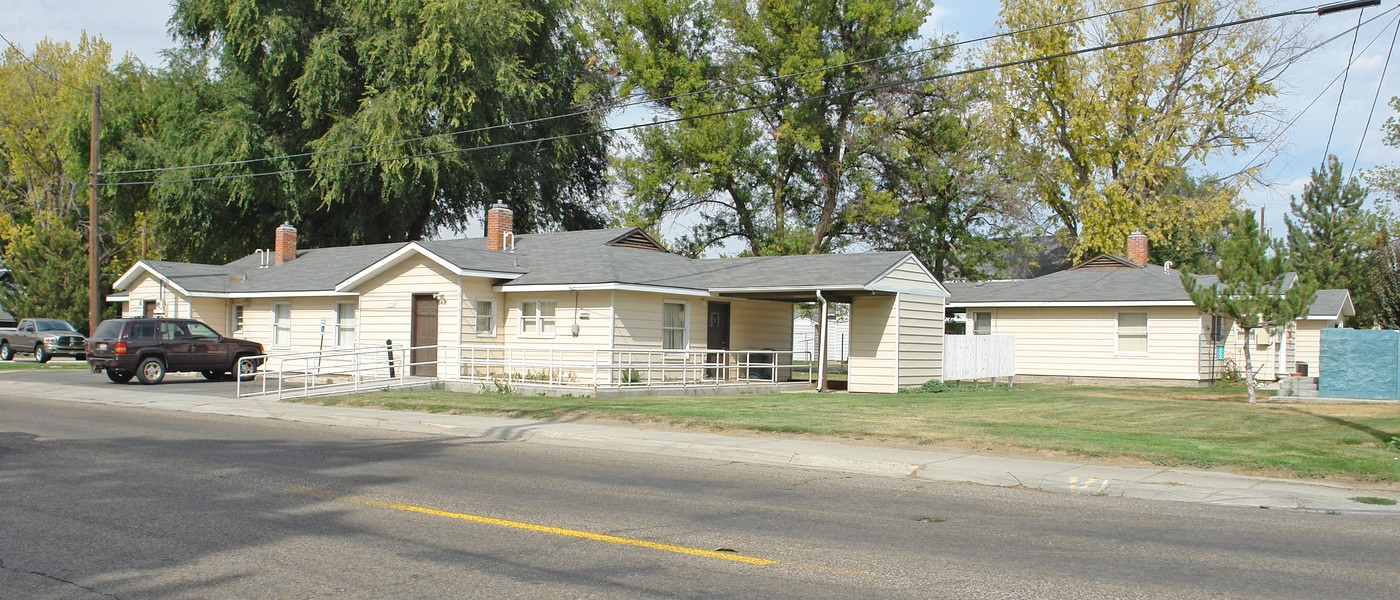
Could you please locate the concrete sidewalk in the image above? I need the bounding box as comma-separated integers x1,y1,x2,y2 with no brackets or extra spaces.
9,374,1400,515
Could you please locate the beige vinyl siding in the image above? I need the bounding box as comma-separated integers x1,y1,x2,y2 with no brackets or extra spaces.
848,295,898,393
1294,320,1336,376
612,291,703,350
460,278,504,344
988,306,1203,381
873,257,943,293
898,293,944,387
728,299,794,352
354,256,458,354
227,297,347,354
499,290,614,349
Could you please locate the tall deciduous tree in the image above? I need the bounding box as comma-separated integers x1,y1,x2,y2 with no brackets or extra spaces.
588,0,936,256
1183,210,1315,404
166,0,608,260
1286,155,1376,326
986,0,1293,258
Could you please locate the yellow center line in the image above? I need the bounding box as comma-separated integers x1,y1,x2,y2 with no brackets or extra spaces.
289,487,774,565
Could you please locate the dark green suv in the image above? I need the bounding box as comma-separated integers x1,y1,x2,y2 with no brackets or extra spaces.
86,318,265,384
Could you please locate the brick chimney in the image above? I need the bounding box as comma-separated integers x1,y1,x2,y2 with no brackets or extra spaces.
1126,231,1149,266
274,222,297,265
486,202,514,251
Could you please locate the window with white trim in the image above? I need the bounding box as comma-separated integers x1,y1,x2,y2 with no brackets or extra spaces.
519,300,556,337
335,302,356,347
231,304,245,332
1117,311,1148,354
272,303,292,348
475,299,496,336
662,301,688,350
971,311,992,336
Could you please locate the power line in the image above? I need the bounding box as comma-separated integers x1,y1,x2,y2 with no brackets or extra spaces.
1349,13,1400,180
1208,5,1400,185
1322,8,1366,162
100,0,1184,178
100,1,1351,188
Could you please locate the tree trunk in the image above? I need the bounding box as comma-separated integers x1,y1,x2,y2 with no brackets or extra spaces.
1242,329,1256,404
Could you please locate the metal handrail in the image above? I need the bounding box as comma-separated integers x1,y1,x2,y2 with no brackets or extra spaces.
237,343,814,399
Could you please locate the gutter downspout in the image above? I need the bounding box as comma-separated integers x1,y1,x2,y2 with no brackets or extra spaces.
816,290,829,392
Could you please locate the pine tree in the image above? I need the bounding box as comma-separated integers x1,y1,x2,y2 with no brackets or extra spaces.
1372,234,1400,329
1183,211,1316,404
1286,155,1376,325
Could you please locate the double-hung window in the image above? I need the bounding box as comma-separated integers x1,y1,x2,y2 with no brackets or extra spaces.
475,299,496,336
335,302,356,347
231,304,245,333
272,303,292,348
519,300,555,337
1117,311,1148,354
662,301,688,350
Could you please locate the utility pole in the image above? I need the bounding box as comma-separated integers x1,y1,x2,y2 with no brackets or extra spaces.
88,84,100,336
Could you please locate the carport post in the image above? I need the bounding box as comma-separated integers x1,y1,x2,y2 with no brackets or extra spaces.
386,339,395,378
816,290,829,392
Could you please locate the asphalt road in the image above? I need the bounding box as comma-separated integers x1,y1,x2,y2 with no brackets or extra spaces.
2,396,1397,599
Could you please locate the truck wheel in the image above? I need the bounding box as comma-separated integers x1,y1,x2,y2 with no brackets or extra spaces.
35,344,50,363
0,342,11,361
106,368,134,384
136,357,166,385
201,370,226,381
235,355,257,381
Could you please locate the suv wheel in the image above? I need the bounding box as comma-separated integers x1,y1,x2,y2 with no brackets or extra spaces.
106,368,134,384
136,357,166,385
35,344,50,363
201,370,226,382
0,342,11,361
235,355,257,381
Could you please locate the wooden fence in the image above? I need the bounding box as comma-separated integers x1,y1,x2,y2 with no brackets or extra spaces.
942,334,1016,384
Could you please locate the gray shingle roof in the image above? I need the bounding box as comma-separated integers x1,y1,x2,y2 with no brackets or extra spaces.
946,254,1350,319
126,227,922,297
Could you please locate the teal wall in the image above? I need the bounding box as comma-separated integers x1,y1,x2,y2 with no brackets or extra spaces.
1319,328,1400,400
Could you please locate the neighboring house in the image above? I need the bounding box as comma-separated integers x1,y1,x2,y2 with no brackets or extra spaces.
944,232,1352,386
107,205,948,393
792,315,850,363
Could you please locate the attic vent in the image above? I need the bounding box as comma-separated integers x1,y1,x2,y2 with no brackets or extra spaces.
606,229,667,252
1068,254,1143,271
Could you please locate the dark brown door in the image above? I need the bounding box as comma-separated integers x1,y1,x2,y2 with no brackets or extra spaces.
706,302,730,378
411,294,438,377
143,300,156,318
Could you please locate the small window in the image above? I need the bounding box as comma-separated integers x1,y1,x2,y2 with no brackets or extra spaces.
1209,314,1224,342
971,311,992,336
159,321,191,341
519,300,556,337
188,322,220,341
663,301,688,350
1118,312,1148,354
231,305,245,332
335,302,356,347
475,299,496,336
272,303,292,347
130,321,157,340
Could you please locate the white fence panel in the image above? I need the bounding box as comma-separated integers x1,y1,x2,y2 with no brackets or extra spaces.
942,335,1015,382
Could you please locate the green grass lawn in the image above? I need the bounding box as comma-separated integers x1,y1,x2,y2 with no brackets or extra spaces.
294,384,1400,482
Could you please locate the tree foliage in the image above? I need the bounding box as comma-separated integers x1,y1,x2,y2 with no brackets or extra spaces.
1183,210,1315,403
1371,233,1400,330
164,0,609,261
986,0,1290,258
587,0,940,256
1286,155,1376,326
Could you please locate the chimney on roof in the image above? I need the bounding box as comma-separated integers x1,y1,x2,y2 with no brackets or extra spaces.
1126,231,1149,266
486,202,514,251
274,222,297,265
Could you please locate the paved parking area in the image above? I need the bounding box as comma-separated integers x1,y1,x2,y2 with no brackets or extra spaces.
2,362,243,397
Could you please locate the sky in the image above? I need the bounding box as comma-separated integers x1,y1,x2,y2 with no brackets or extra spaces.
2,0,1398,242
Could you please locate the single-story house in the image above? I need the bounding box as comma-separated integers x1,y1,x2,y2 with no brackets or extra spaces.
943,233,1353,386
107,205,948,393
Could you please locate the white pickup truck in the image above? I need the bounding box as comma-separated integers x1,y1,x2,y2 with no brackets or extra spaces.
0,318,87,362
